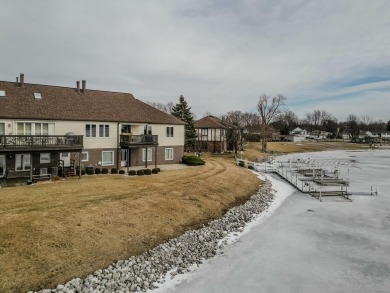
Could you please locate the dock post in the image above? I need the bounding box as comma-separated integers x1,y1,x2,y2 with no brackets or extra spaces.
376,187,379,196
319,191,322,202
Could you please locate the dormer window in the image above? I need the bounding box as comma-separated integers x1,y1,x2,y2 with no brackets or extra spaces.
0,90,5,97
34,93,42,100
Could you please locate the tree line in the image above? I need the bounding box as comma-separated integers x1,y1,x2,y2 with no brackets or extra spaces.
149,95,390,153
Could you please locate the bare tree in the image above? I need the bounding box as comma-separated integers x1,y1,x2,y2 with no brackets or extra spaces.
257,94,286,152
221,111,245,153
346,114,359,137
242,112,261,134
146,101,174,114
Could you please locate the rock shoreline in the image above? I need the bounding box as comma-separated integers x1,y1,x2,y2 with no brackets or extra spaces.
30,179,274,293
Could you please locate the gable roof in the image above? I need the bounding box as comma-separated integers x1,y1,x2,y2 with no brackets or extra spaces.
194,115,234,129
0,80,185,125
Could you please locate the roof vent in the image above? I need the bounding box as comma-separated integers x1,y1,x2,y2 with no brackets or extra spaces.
81,80,86,92
76,81,80,93
34,93,42,100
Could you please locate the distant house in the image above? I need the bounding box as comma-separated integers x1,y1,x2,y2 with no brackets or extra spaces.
366,131,390,139
0,74,185,180
290,127,308,136
271,133,305,142
194,115,238,153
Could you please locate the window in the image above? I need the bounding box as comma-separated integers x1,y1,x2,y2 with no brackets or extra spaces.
142,148,153,162
201,128,208,136
15,154,31,171
99,124,110,137
166,127,174,137
35,123,49,135
40,153,51,163
0,123,4,135
17,122,32,135
102,151,114,166
86,124,97,137
0,90,5,97
165,148,174,160
17,122,48,135
34,93,42,100
144,125,152,135
81,152,89,162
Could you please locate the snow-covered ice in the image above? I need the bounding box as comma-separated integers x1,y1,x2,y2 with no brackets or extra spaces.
156,149,390,293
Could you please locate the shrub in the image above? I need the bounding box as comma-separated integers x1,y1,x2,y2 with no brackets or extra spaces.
94,168,101,174
143,169,152,175
111,168,118,174
86,167,94,175
152,168,159,174
101,168,109,174
248,165,254,170
128,170,137,176
137,170,144,176
81,169,86,175
243,133,261,142
119,169,125,174
182,155,205,166
238,161,245,167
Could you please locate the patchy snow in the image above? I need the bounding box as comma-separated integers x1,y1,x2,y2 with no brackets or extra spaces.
154,149,390,293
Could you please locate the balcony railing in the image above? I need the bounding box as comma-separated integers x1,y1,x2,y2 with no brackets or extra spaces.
0,135,84,152
120,134,158,147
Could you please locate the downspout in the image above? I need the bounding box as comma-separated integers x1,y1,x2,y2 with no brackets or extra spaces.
117,122,120,170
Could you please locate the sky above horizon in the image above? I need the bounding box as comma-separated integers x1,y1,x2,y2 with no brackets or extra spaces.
1,0,389,122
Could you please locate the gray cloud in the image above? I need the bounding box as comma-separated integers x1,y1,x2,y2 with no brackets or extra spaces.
1,0,389,121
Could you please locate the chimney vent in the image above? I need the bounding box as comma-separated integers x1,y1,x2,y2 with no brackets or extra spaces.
20,73,24,87
76,81,80,93
16,77,19,86
81,80,86,92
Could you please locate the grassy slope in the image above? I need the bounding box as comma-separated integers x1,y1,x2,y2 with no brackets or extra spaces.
0,157,260,293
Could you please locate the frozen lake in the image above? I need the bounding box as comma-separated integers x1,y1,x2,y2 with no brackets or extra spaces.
155,149,390,293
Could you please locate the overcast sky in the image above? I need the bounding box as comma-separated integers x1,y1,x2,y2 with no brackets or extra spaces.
1,0,389,122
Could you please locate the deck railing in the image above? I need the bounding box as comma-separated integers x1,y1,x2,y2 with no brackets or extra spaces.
0,135,84,151
120,134,158,147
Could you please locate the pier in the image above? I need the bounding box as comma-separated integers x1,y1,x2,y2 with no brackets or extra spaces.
237,156,379,202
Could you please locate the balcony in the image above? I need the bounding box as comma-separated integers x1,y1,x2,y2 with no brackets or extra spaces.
0,135,84,153
120,134,158,148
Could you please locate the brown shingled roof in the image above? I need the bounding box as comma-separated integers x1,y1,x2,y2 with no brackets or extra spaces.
194,115,234,129
0,80,185,125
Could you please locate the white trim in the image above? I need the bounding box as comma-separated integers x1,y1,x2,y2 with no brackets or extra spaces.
15,154,31,171
102,150,114,166
81,151,89,162
165,148,174,160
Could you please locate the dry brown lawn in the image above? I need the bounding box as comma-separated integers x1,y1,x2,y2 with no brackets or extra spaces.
0,157,260,293
240,140,369,162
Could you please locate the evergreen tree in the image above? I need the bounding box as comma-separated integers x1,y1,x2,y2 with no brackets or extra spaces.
387,120,390,131
171,95,197,150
